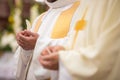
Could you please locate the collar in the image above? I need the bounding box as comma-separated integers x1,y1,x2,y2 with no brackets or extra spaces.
45,0,79,9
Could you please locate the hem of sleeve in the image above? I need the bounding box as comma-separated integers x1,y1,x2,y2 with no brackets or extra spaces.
21,48,33,56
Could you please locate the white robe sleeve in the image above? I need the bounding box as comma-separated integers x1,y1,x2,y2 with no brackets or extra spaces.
59,1,120,80
59,20,120,80
16,47,33,80
15,14,44,80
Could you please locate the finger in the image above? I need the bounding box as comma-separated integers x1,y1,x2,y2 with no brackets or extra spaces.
19,33,29,42
18,41,25,48
17,39,25,46
47,46,55,53
17,34,26,45
42,53,58,61
39,56,49,65
21,30,26,35
41,48,49,56
23,30,31,36
39,56,58,70
39,57,52,69
16,32,21,40
16,39,21,45
16,35,22,44
41,47,53,56
54,46,64,52
19,39,26,45
17,37,28,49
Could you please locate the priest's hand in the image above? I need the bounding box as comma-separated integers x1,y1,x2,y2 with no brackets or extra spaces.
39,46,64,70
16,30,39,50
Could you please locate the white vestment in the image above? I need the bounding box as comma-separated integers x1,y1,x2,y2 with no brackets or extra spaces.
15,0,80,80
59,0,120,80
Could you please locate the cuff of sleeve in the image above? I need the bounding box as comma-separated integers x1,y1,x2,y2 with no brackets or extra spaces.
21,48,33,56
59,50,98,78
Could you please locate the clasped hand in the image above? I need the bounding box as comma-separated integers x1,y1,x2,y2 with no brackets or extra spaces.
16,30,39,50
39,46,64,70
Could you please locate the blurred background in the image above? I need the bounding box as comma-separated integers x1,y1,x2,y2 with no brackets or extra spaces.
0,0,47,79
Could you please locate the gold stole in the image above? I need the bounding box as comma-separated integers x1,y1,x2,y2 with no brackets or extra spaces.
33,13,46,32
33,1,80,37
51,1,80,39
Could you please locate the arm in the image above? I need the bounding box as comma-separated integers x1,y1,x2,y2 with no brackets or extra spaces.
59,1,120,80
59,25,120,79
15,14,42,80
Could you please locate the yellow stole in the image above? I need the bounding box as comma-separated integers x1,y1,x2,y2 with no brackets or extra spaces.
33,1,80,38
33,13,46,32
51,1,80,39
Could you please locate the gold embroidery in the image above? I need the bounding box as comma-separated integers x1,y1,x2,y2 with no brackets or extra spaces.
71,7,88,49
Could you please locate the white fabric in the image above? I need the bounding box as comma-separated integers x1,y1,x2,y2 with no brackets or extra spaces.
59,61,72,80
45,0,79,9
15,0,80,80
59,0,120,80
28,3,72,80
